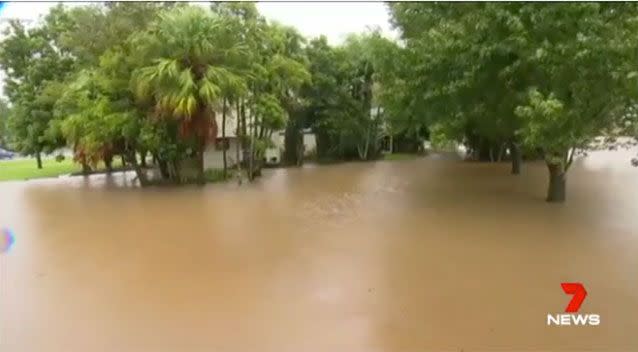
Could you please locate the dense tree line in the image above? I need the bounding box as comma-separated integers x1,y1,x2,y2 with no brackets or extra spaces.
0,3,398,184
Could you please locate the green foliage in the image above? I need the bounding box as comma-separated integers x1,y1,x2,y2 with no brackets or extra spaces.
389,3,528,157
131,6,244,125
0,7,76,158
515,3,638,169
389,2,638,201
300,31,395,161
255,94,286,131
390,3,638,156
515,90,569,163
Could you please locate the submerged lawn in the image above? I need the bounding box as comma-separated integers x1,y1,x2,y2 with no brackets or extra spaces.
383,153,421,161
0,157,122,182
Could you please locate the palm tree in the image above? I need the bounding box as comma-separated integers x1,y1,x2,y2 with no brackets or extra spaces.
132,6,244,183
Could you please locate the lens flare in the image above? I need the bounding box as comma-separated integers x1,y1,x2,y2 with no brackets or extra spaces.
1,227,15,253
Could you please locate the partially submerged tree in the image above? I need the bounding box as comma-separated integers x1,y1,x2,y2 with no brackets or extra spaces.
513,3,638,202
389,2,638,202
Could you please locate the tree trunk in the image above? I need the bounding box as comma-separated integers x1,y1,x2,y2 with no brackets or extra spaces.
140,150,147,168
171,160,181,184
127,150,148,187
222,98,227,178
296,132,304,166
389,134,394,154
158,158,169,180
240,99,247,149
120,155,126,167
511,142,522,175
197,146,205,185
248,113,255,181
546,162,566,203
364,126,371,160
283,120,300,166
235,100,242,185
36,151,42,169
81,161,91,175
497,144,505,162
315,129,330,159
104,154,113,173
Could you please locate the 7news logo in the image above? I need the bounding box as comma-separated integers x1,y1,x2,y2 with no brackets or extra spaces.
547,283,600,326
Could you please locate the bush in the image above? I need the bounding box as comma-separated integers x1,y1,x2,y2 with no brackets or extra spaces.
55,154,66,162
204,169,231,183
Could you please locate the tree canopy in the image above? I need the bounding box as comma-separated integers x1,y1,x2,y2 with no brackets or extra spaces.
389,2,638,201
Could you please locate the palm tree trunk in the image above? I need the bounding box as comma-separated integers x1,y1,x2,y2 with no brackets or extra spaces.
195,106,208,185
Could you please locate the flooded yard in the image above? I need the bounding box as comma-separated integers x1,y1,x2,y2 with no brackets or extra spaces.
1,150,638,351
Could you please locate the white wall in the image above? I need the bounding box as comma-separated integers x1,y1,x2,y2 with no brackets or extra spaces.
203,138,242,170
204,133,317,168
302,133,316,155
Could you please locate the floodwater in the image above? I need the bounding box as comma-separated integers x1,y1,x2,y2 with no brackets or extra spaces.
1,149,638,352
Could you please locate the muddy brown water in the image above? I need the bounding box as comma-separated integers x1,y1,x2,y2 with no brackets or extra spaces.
1,150,638,351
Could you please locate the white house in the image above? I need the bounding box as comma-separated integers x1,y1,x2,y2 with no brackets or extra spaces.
203,112,242,171
203,112,316,170
265,128,316,165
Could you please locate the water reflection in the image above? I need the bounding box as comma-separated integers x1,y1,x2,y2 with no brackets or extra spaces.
1,148,637,351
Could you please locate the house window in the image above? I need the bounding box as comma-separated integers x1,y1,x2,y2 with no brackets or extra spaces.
215,138,230,151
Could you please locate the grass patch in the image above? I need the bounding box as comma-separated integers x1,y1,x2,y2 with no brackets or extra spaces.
0,158,79,181
383,153,420,161
0,156,123,182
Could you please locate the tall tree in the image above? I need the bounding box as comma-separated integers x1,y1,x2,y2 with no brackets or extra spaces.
262,23,311,167
132,6,244,183
513,3,638,202
0,6,76,168
389,3,529,168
